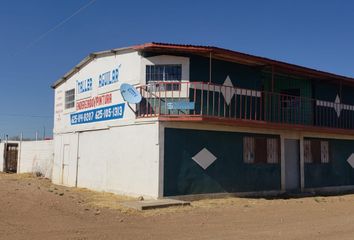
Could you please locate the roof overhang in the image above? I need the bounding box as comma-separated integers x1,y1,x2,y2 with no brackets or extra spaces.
52,42,354,89
134,42,354,84
51,46,134,89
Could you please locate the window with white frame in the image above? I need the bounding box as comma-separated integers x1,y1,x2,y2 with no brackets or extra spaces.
65,89,75,109
146,64,182,91
304,139,330,163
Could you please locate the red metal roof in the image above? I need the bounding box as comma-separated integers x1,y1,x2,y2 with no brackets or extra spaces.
134,42,354,83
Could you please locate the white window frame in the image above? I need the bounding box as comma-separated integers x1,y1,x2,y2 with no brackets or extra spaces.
65,89,75,109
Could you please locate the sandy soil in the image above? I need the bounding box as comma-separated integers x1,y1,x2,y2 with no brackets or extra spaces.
1,173,354,240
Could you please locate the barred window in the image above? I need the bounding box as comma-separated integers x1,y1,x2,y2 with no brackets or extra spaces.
304,140,312,163
146,64,182,82
146,64,182,91
267,138,279,164
65,89,75,109
243,137,255,163
243,137,279,164
320,141,329,163
304,139,329,164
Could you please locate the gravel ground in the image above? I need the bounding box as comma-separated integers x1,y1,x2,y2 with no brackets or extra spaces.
1,173,354,240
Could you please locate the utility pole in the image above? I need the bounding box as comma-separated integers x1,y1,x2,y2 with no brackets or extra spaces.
43,125,46,140
18,132,23,173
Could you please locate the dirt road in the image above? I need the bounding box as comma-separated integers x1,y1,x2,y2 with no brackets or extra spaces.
1,173,354,240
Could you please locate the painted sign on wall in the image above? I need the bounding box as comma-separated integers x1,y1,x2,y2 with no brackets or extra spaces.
99,65,121,88
167,101,195,110
76,93,112,111
71,103,125,125
77,78,93,94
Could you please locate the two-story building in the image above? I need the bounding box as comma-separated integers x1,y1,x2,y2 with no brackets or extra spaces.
52,42,354,199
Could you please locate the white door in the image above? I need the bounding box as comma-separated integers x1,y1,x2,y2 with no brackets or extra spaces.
62,144,70,185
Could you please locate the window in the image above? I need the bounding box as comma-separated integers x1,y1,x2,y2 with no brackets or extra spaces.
280,88,300,109
321,141,329,163
65,89,75,109
243,136,279,164
304,140,312,163
304,139,329,163
267,138,279,164
146,64,182,91
243,137,255,163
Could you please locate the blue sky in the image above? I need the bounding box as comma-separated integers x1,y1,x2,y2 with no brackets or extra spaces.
0,0,353,138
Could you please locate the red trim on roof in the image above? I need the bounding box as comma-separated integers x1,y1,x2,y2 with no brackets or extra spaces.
133,42,354,83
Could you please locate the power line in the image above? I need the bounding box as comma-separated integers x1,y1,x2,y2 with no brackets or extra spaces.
12,0,98,57
0,114,52,119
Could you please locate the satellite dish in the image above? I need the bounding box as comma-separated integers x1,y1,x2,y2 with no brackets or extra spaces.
120,83,142,104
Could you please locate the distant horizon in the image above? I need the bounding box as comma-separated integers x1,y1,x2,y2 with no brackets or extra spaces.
1,0,354,137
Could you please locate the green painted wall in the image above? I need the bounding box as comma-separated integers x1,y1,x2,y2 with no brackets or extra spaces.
263,73,312,97
190,55,263,89
304,138,354,188
142,52,354,129
263,73,313,125
164,128,281,196
313,82,354,129
189,56,263,118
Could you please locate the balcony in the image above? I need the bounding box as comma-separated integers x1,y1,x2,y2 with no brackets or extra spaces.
136,82,354,134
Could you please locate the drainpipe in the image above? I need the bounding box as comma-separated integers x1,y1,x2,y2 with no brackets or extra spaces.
5,135,8,172
340,80,342,98
18,132,22,174
209,51,212,84
75,132,80,187
271,65,275,92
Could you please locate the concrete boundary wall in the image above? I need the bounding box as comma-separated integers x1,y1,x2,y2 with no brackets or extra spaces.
18,140,54,178
0,143,4,172
0,140,54,178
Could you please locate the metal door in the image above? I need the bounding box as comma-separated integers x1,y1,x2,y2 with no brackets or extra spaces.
285,139,300,191
61,144,70,185
4,143,18,173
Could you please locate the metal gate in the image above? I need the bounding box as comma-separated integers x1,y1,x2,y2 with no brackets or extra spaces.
4,143,18,173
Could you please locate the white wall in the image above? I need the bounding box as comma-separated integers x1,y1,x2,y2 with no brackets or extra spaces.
18,140,54,178
0,143,4,172
54,50,142,134
52,122,160,198
52,133,78,186
52,51,193,198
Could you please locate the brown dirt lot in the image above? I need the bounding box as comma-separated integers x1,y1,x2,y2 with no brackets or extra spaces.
1,173,354,240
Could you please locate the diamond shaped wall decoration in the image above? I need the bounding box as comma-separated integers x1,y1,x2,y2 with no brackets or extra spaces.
347,153,354,168
221,75,234,105
192,148,217,170
334,94,342,118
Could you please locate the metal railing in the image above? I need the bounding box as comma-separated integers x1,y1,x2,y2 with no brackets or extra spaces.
136,81,354,130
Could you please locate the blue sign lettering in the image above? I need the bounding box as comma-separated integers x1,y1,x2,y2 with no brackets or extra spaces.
99,64,121,88
77,78,93,94
70,103,125,125
167,101,195,110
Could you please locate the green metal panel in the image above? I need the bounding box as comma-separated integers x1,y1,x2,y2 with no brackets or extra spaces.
304,138,354,188
263,73,313,125
190,55,263,89
164,128,281,196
